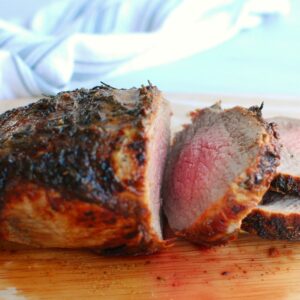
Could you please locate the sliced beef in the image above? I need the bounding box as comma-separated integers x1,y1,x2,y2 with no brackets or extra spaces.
0,84,171,255
163,103,280,246
242,191,300,240
269,117,300,195
242,117,300,241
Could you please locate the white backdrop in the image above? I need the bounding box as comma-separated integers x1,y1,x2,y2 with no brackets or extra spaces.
0,0,57,21
0,0,299,98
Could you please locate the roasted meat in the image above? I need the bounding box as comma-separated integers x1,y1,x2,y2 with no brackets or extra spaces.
0,84,171,255
242,191,300,240
269,117,300,195
163,103,280,246
242,117,300,241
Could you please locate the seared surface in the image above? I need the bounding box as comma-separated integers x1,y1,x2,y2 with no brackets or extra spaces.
242,191,300,240
242,117,300,241
163,103,280,246
0,84,171,254
269,117,300,195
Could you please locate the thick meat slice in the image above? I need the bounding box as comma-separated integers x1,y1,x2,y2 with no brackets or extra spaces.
242,191,300,240
0,84,171,255
242,117,300,240
163,103,280,246
269,117,300,195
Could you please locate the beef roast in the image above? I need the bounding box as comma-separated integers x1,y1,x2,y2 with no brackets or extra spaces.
269,117,300,195
0,84,171,255
241,117,300,240
163,103,280,246
242,191,300,240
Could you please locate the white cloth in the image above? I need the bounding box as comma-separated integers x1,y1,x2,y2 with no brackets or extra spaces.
0,0,290,99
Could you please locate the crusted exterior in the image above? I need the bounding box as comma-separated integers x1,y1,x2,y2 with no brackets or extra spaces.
2,181,163,255
242,208,300,240
0,84,169,255
268,117,300,195
173,105,280,247
271,173,300,196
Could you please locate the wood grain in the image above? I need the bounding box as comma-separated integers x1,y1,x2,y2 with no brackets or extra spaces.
0,235,299,300
0,94,299,300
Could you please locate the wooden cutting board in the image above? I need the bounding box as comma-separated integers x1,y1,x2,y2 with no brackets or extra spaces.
0,93,299,300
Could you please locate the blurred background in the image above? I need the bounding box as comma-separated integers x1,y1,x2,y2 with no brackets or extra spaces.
0,0,299,100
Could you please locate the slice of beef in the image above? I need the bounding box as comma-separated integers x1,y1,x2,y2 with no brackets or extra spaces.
163,103,280,246
242,191,300,240
241,117,300,241
0,84,171,255
269,117,300,195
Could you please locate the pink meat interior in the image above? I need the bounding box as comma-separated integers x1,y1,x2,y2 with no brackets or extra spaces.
164,107,262,231
147,98,171,238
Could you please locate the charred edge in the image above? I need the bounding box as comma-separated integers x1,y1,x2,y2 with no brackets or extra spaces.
271,174,300,196
244,119,281,191
0,85,159,214
0,148,124,204
242,212,300,240
242,148,279,191
260,191,282,205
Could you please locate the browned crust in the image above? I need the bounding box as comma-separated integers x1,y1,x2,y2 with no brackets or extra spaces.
267,117,300,195
241,208,300,240
271,173,300,196
0,181,165,255
176,106,280,247
0,85,161,215
0,85,170,255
